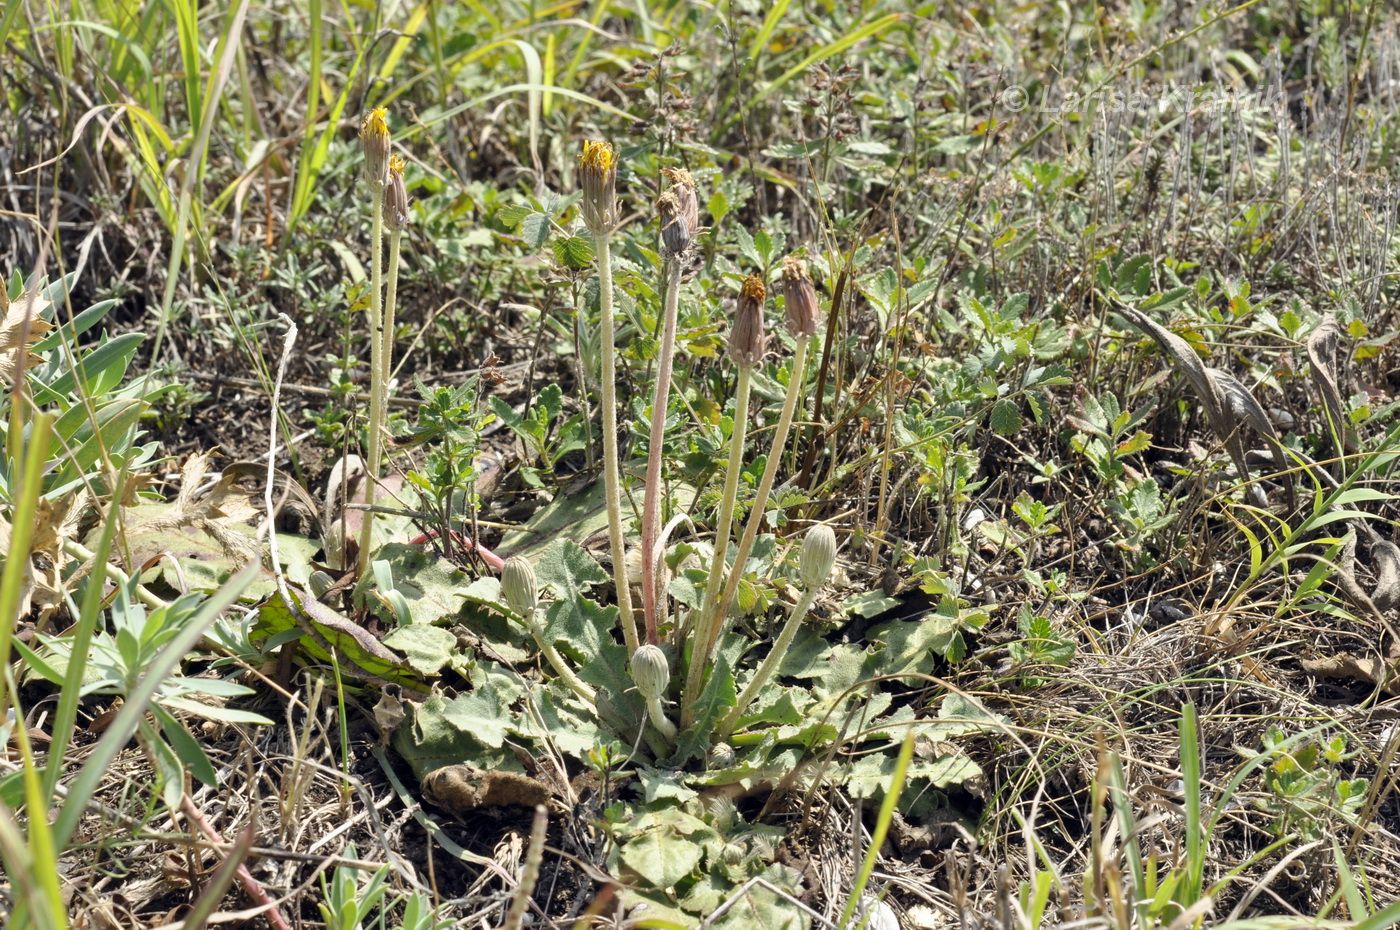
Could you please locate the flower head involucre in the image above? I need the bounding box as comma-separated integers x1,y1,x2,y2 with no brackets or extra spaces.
501,556,539,619
800,523,837,589
359,107,391,188
728,274,767,367
658,167,699,257
781,256,821,338
630,644,671,702
384,154,410,230
578,140,618,233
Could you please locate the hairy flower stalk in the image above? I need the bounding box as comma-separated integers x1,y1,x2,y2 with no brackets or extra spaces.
579,140,639,656
640,169,699,645
503,556,596,703
356,108,391,577
718,524,835,738
381,155,410,389
683,274,764,716
683,256,820,726
631,643,677,741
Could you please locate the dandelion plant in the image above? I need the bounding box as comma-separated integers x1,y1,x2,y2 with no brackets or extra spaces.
640,168,699,645
578,140,639,655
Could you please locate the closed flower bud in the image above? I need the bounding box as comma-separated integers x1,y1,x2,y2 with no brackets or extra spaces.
578,140,618,233
501,556,538,618
799,523,837,589
707,741,736,770
630,643,671,702
657,167,699,256
360,107,391,188
780,256,821,338
383,155,410,230
728,274,766,367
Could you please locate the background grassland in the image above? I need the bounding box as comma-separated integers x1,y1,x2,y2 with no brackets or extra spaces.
4,0,1400,928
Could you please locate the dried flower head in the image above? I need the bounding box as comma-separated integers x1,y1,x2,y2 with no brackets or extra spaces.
359,107,391,188
578,140,618,233
383,154,410,230
657,168,699,257
781,256,821,337
728,274,767,367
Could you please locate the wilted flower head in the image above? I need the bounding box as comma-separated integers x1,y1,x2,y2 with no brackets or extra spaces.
728,274,766,367
578,140,618,233
383,154,410,231
359,107,391,188
780,256,821,338
657,167,699,257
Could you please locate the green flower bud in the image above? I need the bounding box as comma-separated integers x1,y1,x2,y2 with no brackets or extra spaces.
800,524,837,589
630,644,671,702
501,555,538,618
708,741,736,770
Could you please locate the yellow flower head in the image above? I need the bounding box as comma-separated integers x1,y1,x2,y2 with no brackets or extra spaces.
388,153,405,177
578,139,618,234
361,107,390,141
579,139,616,173
360,108,391,187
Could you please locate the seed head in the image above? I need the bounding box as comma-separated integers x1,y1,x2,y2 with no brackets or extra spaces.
728,274,767,367
799,523,837,589
383,155,410,231
781,256,821,338
630,644,671,702
501,555,539,619
359,107,391,188
578,140,618,233
657,168,699,257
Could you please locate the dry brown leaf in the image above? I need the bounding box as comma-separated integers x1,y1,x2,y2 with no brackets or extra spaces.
0,287,54,384
1301,652,1400,695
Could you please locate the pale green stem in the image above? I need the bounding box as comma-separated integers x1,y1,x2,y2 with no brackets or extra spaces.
640,260,682,645
644,694,677,741
681,363,751,719
684,334,810,726
718,586,818,739
357,192,385,577
596,231,638,655
524,606,595,704
62,539,169,610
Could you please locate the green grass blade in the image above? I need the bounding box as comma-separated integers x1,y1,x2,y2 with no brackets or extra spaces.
839,732,914,928
51,564,257,849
